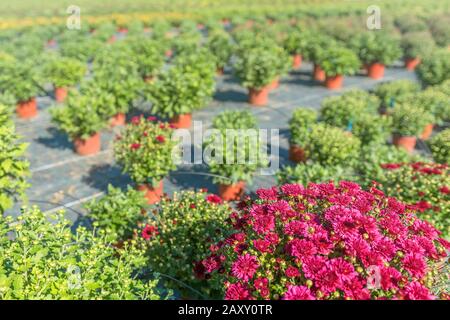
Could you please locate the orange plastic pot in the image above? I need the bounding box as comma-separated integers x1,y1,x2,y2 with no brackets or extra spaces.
165,49,173,58
137,181,164,205
248,86,270,106
367,63,385,79
110,113,126,127
420,123,434,140
74,133,101,156
292,54,302,69
170,113,192,129
393,135,416,154
218,181,245,201
55,87,68,103
325,75,343,90
216,67,224,76
16,98,37,119
405,57,421,71
289,144,307,163
313,64,326,82
269,77,280,90
108,35,116,43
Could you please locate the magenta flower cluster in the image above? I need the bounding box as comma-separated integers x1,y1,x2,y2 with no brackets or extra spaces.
200,181,450,300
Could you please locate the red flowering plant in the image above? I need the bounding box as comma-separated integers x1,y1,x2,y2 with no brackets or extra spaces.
139,190,232,299
376,162,449,239
200,182,450,300
114,115,178,187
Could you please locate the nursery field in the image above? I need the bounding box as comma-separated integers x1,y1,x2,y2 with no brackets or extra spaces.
0,0,450,302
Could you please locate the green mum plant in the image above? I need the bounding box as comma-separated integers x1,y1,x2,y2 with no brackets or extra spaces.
172,32,202,56
401,32,435,60
50,90,109,140
277,162,355,186
373,80,420,108
141,190,231,298
205,110,268,185
114,116,177,187
320,90,380,128
0,207,169,300
206,31,235,71
352,113,392,146
416,49,450,86
317,46,361,77
85,185,148,243
434,79,450,96
0,59,43,104
59,37,104,62
351,32,402,66
303,123,361,166
428,15,450,47
288,108,318,146
145,54,215,119
44,56,87,88
303,33,337,64
124,36,165,79
92,22,117,42
391,104,433,137
0,105,30,213
283,26,310,56
376,162,450,239
429,129,450,164
394,15,428,34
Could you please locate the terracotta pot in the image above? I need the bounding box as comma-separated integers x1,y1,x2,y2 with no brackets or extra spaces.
16,98,37,119
118,28,128,34
137,181,164,205
216,67,224,76
420,123,434,140
248,86,270,106
405,57,421,71
393,135,416,153
170,113,192,129
165,49,173,58
47,39,56,46
144,75,155,83
367,63,385,79
313,64,326,82
292,54,302,69
74,132,101,156
108,35,116,43
110,113,126,127
55,87,68,102
325,75,343,90
218,181,245,201
268,77,280,90
289,144,307,163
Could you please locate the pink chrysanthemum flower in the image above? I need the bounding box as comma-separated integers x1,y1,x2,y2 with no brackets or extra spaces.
231,254,259,281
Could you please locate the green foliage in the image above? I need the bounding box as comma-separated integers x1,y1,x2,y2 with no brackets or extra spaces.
85,185,148,243
124,36,165,78
320,90,380,128
352,114,392,146
391,104,433,137
395,15,428,34
351,32,402,65
288,108,318,145
0,59,42,103
303,33,337,63
0,105,29,213
50,90,109,140
0,207,169,300
59,37,104,62
172,32,201,56
114,117,177,186
401,32,435,59
277,162,355,186
142,190,231,298
398,87,448,124
429,129,450,164
303,123,361,166
373,80,420,107
43,56,87,88
428,15,450,47
283,26,310,55
206,110,268,185
206,31,234,70
317,46,360,77
416,49,450,86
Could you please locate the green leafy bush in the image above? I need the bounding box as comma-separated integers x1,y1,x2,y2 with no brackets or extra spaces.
288,108,318,145
205,110,268,185
352,113,392,145
85,185,148,243
303,123,361,166
376,162,450,239
303,33,337,64
0,207,168,300
277,162,354,186
44,56,87,88
206,31,235,70
395,15,428,34
429,129,450,164
391,104,433,137
141,190,231,298
59,37,103,62
416,49,450,86
50,90,109,140
0,105,29,213
125,36,165,79
428,15,450,47
114,116,177,186
0,60,42,103
373,80,420,107
399,88,448,124
172,32,201,56
317,46,360,77
351,32,402,65
283,26,310,56
401,32,435,60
